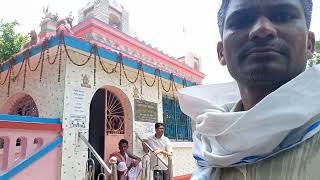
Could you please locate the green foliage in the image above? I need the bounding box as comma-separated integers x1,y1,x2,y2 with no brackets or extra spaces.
308,40,320,67
0,20,28,63
316,40,320,53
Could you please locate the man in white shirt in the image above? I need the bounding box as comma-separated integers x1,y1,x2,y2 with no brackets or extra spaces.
177,0,319,179
146,123,172,180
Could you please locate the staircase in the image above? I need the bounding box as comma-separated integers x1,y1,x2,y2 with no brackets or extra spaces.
79,133,118,180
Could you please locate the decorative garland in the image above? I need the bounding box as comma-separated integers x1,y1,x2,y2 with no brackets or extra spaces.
0,65,10,85
0,32,196,97
11,57,24,82
23,51,27,90
142,67,158,87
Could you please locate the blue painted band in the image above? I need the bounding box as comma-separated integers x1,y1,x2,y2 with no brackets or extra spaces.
0,136,62,179
193,155,205,161
0,35,195,86
0,114,61,124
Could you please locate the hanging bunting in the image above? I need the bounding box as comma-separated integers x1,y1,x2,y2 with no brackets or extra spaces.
0,33,197,101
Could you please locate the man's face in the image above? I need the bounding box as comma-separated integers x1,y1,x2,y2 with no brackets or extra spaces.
218,0,315,85
155,125,165,137
119,143,128,154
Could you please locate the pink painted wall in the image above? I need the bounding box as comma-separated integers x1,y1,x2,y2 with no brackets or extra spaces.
0,128,61,179
12,146,62,180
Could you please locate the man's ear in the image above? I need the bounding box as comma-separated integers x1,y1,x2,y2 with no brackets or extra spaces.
217,41,226,66
307,31,315,59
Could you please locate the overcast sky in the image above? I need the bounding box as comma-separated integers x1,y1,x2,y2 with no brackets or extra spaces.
0,0,319,84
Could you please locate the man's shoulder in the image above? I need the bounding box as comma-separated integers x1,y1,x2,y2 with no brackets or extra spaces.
161,136,172,145
147,135,154,140
109,151,122,159
162,136,170,141
110,151,119,156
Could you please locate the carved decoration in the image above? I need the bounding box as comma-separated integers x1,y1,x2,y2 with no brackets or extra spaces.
23,30,38,49
81,74,91,88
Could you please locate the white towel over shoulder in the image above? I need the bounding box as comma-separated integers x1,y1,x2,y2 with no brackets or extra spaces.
178,65,320,168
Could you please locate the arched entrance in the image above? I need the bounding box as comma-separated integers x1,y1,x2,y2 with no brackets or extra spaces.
0,93,39,117
89,86,133,165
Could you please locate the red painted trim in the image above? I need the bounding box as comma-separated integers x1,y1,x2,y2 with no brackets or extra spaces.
72,18,205,82
0,122,62,131
173,174,192,180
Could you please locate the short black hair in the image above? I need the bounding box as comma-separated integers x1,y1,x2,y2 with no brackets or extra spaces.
118,139,128,146
218,0,313,36
155,122,164,129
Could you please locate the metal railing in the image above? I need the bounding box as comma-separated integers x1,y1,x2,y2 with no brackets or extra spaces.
136,133,173,180
78,133,118,180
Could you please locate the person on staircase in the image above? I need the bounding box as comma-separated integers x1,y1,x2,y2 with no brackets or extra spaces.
109,139,142,180
146,123,173,180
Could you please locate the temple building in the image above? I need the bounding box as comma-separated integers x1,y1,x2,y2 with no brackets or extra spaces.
0,0,205,179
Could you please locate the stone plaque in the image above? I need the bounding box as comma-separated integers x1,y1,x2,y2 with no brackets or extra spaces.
70,114,86,128
134,99,158,123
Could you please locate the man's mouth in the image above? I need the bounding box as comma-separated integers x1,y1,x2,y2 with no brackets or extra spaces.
244,46,283,57
243,46,284,58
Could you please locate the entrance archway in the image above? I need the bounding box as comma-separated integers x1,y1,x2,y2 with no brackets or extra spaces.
0,93,39,117
89,86,133,165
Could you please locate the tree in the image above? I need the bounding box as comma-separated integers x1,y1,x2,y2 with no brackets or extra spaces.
0,20,28,63
308,40,320,67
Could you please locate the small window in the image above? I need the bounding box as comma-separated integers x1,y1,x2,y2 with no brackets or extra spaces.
0,137,9,170
16,138,21,146
15,137,27,161
33,138,43,150
0,138,4,149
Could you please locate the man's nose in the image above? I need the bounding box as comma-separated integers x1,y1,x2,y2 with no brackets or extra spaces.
249,16,277,42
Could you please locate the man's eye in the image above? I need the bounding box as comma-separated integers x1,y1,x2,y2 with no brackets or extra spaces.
271,12,296,23
228,16,256,29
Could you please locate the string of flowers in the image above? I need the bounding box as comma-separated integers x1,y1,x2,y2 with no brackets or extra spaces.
121,57,141,84
39,43,46,82
27,49,42,72
0,32,195,98
62,37,95,67
0,64,10,85
157,69,160,99
142,66,158,87
140,62,143,94
4,59,17,96
170,74,176,98
47,39,62,65
11,57,25,82
7,66,12,97
172,75,179,92
159,71,172,93
97,49,119,74
93,44,98,86
57,41,63,82
119,53,122,85
23,51,28,89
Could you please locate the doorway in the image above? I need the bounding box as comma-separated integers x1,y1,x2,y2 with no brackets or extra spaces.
89,86,133,167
